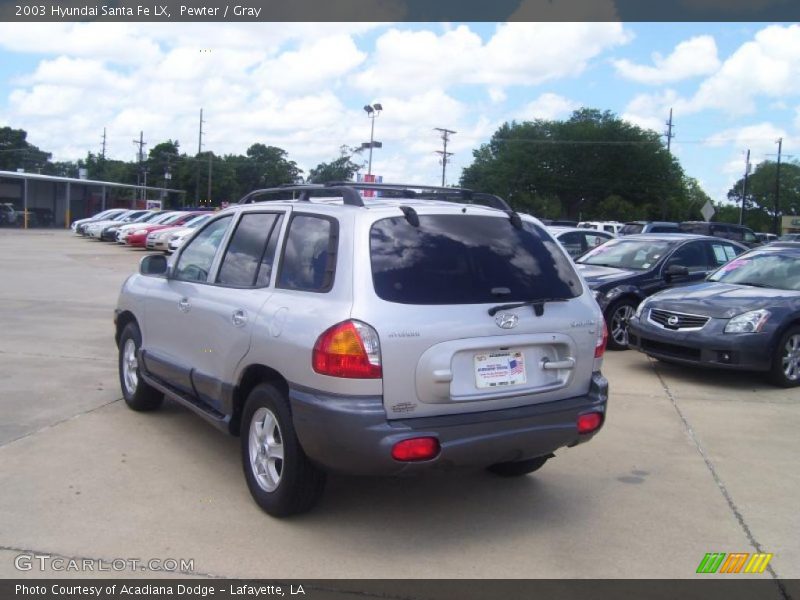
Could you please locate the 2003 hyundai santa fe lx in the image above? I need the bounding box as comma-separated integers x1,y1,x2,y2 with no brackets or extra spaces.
114,183,609,516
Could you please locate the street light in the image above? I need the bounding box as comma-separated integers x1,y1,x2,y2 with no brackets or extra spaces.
362,103,383,175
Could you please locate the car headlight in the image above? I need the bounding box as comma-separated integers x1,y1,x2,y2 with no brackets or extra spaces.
724,309,770,334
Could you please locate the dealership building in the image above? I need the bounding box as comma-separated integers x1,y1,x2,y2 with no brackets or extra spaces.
0,170,186,228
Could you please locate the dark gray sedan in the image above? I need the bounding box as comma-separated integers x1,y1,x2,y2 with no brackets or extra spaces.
628,243,800,387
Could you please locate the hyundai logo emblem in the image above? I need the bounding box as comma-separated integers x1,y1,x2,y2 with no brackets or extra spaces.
667,315,679,326
495,313,519,329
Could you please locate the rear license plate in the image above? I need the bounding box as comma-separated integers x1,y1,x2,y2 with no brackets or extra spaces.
474,350,527,389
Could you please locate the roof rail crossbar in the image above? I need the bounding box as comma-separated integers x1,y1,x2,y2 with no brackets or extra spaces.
324,182,513,211
237,185,364,207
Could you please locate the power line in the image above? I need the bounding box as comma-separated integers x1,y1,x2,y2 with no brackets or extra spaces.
434,127,456,187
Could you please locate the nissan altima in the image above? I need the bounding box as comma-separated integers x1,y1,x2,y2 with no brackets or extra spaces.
628,243,800,387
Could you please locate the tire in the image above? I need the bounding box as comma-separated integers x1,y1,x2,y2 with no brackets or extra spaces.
768,326,800,388
241,383,326,517
118,322,163,411
487,455,549,477
605,299,638,351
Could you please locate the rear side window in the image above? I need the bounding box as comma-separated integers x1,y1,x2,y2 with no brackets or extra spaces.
370,215,582,304
650,225,679,233
709,242,742,266
277,215,337,292
217,212,283,287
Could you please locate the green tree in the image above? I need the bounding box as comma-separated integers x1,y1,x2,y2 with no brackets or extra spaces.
308,155,361,183
0,127,51,172
460,108,686,220
727,160,800,232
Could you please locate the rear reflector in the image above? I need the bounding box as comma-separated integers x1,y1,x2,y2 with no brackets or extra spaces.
391,437,440,462
577,412,603,434
595,320,608,358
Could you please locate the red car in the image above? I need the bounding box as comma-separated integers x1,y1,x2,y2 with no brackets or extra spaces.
126,212,208,247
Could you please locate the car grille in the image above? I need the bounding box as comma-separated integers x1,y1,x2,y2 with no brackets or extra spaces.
648,308,709,331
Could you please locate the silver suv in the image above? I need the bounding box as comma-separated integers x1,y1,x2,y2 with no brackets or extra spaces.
115,183,609,516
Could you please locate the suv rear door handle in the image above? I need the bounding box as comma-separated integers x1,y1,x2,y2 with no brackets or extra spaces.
540,357,575,370
232,309,248,327
178,298,190,312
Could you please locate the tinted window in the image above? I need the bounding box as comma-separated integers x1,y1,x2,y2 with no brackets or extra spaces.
174,216,233,282
667,241,709,272
217,213,283,287
680,223,708,235
620,223,644,235
277,215,336,292
650,225,680,233
370,215,581,304
558,231,585,258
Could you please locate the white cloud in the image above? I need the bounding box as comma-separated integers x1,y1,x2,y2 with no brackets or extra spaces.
352,23,630,94
685,24,800,115
613,35,720,85
621,90,681,133
517,93,579,121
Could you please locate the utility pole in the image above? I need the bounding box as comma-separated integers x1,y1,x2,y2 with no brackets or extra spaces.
207,153,212,205
101,128,107,160
434,128,456,187
132,131,146,202
773,137,783,235
662,108,675,221
196,108,204,205
739,149,750,226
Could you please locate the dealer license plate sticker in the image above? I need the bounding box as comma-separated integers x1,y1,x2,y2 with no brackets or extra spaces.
474,350,527,389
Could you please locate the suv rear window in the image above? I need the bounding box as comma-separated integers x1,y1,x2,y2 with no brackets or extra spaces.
620,223,643,235
370,214,582,304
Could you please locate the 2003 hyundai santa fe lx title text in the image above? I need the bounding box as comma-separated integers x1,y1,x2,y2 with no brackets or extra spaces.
114,183,609,516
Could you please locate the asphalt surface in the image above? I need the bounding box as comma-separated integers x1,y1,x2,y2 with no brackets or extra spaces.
0,229,797,582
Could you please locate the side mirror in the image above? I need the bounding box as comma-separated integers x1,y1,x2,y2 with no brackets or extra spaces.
666,264,689,278
140,254,168,276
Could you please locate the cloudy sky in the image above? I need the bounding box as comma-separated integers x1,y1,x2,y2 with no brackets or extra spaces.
0,21,797,204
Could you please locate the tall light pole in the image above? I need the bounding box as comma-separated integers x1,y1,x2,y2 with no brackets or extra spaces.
362,103,382,176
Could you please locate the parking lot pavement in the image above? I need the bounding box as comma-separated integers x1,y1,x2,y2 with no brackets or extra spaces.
0,229,797,581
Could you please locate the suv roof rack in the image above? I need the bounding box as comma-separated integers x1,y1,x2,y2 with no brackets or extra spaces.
236,182,517,221
324,181,513,212
238,184,365,207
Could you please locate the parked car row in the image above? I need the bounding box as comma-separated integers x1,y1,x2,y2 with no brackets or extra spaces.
71,208,212,252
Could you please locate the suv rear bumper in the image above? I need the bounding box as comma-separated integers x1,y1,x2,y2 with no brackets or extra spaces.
290,372,608,476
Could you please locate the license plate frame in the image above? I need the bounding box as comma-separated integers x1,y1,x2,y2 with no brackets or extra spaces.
473,350,527,389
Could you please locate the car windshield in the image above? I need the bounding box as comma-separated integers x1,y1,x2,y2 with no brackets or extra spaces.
132,212,156,223
708,251,800,291
619,223,643,235
150,212,178,224
577,238,674,270
370,215,582,304
184,214,211,228
161,212,187,225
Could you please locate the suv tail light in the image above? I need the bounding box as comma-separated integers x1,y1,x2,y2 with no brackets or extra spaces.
391,437,440,461
595,320,608,358
313,320,382,379
577,412,603,434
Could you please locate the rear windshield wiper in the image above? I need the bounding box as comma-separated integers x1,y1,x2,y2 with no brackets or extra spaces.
488,298,568,317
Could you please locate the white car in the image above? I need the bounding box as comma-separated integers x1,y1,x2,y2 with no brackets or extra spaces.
85,210,149,239
548,226,614,259
71,209,127,234
578,221,624,235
